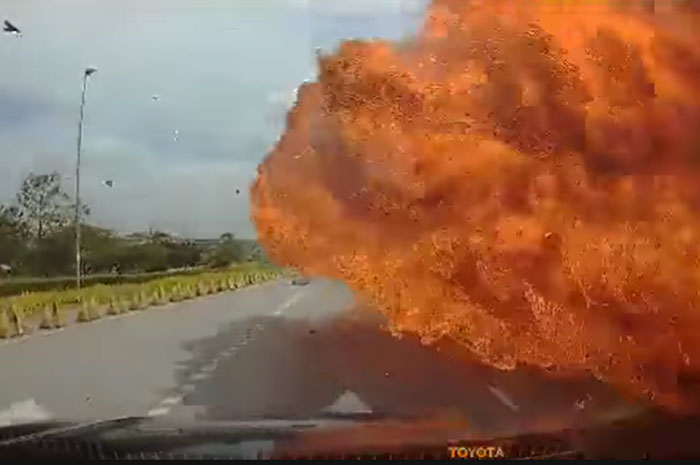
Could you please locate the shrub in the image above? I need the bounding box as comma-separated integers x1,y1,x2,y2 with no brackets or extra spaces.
0,309,9,338
39,305,53,329
138,289,149,309
128,295,140,311
10,303,24,336
51,302,64,327
204,282,214,295
107,297,119,316
157,285,167,304
76,305,90,323
87,298,101,320
117,297,129,314
185,284,196,299
0,263,282,320
169,284,181,302
0,268,207,298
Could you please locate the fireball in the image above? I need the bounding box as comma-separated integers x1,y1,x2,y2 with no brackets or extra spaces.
252,0,700,410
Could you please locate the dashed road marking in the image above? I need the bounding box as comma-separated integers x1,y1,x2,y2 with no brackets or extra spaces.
160,396,183,406
146,310,275,419
272,290,306,317
189,372,209,382
147,406,171,417
202,360,219,372
0,398,53,426
200,365,215,374
147,394,185,417
487,385,520,412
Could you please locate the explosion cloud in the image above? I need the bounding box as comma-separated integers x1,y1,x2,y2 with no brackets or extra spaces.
252,0,700,410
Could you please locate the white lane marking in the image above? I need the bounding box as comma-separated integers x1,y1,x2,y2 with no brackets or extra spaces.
180,383,195,392
0,398,52,427
487,385,520,412
147,394,185,417
272,290,306,317
160,396,183,406
189,372,209,382
201,361,219,373
147,406,170,417
322,390,373,415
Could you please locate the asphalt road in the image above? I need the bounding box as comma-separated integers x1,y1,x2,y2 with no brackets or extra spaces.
0,278,645,436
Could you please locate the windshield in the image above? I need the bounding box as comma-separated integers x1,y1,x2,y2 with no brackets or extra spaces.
1,0,700,459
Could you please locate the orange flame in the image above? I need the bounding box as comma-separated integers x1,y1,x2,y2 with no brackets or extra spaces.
252,0,700,410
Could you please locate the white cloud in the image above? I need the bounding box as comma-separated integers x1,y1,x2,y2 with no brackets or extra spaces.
266,87,300,109
80,136,256,237
0,0,427,239
292,0,426,15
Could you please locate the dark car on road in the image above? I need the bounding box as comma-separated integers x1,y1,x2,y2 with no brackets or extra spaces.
291,276,311,286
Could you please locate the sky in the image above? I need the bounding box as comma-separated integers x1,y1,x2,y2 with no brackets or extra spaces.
0,0,427,238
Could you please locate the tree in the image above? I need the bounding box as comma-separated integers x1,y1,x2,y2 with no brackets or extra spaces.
132,242,169,272
249,244,270,263
208,233,242,268
163,241,201,269
24,226,74,276
150,230,173,243
14,172,86,241
81,225,122,274
0,205,24,267
0,205,20,237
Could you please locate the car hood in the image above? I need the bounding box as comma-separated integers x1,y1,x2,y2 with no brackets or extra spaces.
2,410,700,459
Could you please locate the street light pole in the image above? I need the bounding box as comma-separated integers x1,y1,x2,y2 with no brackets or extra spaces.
75,67,96,291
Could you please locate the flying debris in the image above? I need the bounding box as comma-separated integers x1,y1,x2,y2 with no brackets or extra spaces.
235,189,240,195
103,180,114,188
3,20,21,36
173,129,179,142
151,94,160,102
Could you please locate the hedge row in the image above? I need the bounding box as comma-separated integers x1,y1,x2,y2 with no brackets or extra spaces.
0,264,266,297
0,265,288,338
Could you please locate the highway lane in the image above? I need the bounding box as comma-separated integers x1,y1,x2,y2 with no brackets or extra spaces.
0,277,645,437
0,278,337,424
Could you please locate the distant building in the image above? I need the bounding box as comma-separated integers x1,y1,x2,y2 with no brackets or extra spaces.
122,232,151,245
189,238,221,247
117,232,261,260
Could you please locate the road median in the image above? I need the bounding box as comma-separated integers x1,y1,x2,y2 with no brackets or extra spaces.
0,263,287,340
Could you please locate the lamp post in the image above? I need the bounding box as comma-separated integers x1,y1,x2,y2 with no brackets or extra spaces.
75,66,97,291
